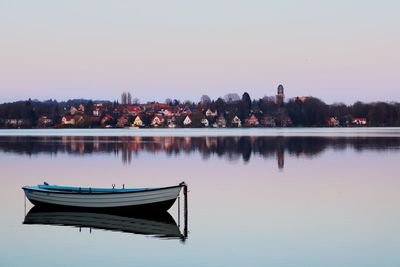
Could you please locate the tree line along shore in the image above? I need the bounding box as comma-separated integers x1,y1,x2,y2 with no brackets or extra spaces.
1,86,399,128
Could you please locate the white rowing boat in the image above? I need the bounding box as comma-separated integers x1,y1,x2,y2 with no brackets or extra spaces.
22,182,186,211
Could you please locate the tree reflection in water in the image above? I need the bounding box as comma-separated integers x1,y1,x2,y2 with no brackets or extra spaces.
0,136,399,169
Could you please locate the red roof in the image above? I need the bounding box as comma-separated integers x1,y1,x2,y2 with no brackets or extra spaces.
247,114,259,122
153,114,164,120
63,115,74,120
102,114,113,120
352,118,367,121
143,103,171,109
126,106,142,112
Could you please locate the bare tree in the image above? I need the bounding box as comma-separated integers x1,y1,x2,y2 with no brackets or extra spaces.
223,93,240,103
200,95,211,105
132,97,140,105
121,92,127,105
127,92,132,105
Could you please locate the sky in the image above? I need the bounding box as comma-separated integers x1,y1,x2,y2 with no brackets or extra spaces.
0,0,399,104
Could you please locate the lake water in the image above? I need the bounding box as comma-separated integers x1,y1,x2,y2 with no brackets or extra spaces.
1,129,400,267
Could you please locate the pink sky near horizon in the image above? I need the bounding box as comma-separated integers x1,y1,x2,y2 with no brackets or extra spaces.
0,0,399,104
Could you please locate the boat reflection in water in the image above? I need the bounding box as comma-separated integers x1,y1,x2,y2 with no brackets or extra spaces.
23,206,188,241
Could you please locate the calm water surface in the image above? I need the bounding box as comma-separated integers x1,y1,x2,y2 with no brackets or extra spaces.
1,129,400,267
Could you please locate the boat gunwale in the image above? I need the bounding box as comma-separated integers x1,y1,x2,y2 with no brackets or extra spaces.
22,184,184,195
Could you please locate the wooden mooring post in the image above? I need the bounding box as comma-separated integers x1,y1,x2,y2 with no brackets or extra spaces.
183,183,188,239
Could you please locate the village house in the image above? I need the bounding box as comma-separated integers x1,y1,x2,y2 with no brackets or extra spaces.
38,116,53,127
84,115,100,127
352,118,367,126
125,106,142,116
182,107,193,116
214,115,227,128
231,116,242,127
61,115,75,125
167,118,177,128
78,104,85,113
162,108,174,117
245,114,259,126
70,106,78,115
5,119,29,127
183,115,192,126
116,115,129,128
74,115,85,126
93,103,103,116
151,115,164,127
132,116,144,127
201,117,209,127
261,116,276,127
327,117,340,127
281,116,293,127
205,108,218,117
93,108,100,116
101,114,114,127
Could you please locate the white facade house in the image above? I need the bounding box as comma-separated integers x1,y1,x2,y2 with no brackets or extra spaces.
162,109,173,117
61,116,75,125
352,118,367,125
5,119,28,126
168,120,177,128
183,115,192,126
78,104,85,113
70,106,78,115
205,109,218,117
216,115,227,128
151,115,164,127
201,118,209,127
231,116,242,127
133,116,144,127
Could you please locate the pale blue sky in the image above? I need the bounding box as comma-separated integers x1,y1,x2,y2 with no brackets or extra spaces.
0,0,399,103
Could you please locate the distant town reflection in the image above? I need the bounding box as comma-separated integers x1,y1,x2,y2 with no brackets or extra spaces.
1,136,399,169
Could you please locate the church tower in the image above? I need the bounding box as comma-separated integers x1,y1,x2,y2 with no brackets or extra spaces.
276,84,285,106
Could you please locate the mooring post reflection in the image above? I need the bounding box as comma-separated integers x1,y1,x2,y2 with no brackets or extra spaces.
183,183,188,239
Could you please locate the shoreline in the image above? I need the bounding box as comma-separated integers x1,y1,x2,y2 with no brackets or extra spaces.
0,127,400,137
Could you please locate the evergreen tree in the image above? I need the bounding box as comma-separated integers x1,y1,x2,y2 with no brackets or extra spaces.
239,92,252,120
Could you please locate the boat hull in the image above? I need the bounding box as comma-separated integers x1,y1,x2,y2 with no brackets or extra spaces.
23,185,183,212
